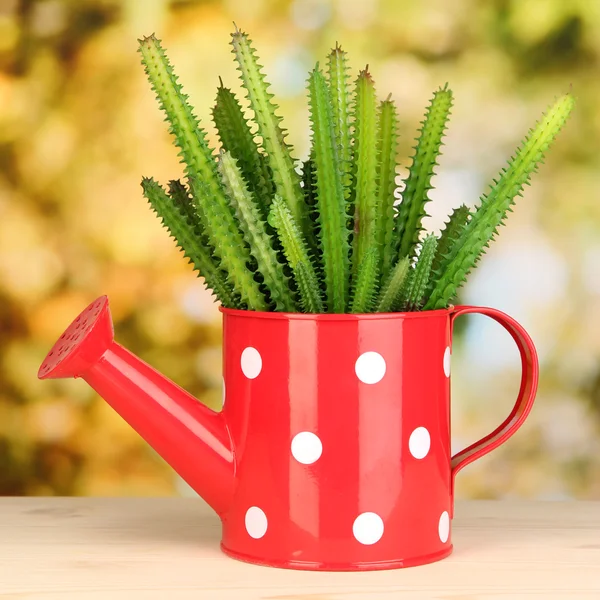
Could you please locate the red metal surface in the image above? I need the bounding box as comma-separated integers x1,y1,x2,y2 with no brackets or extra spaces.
38,297,538,571
37,296,234,515
449,306,539,506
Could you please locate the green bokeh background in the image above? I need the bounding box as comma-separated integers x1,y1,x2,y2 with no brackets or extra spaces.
1,0,599,498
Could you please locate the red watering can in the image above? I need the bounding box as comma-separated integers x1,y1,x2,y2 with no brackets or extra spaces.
38,296,537,571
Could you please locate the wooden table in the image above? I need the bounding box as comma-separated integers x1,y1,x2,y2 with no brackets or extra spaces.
0,498,599,599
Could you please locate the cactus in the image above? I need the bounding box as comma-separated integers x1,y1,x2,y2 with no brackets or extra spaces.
308,66,350,313
218,151,296,312
302,157,319,233
268,197,324,313
327,44,353,198
350,247,379,314
301,156,323,276
432,205,470,270
394,87,453,262
424,94,574,310
167,179,196,223
230,28,308,236
139,30,574,315
212,82,273,214
400,235,438,311
376,97,400,281
351,69,380,280
376,257,410,313
295,261,325,314
429,204,470,289
138,35,267,311
141,178,237,308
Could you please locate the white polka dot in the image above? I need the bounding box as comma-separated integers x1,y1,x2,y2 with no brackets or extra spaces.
409,427,431,459
245,506,268,539
443,346,451,378
353,512,384,545
241,347,262,379
355,352,386,384
439,511,450,543
291,432,322,464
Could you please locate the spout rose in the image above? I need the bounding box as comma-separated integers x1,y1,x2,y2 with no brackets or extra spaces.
38,296,235,516
38,296,113,380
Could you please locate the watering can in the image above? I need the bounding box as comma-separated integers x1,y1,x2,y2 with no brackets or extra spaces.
38,295,537,570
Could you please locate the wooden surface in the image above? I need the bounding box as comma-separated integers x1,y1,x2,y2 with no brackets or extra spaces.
0,499,599,599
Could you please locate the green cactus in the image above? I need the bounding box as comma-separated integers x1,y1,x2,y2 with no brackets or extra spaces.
268,197,324,313
350,247,379,314
212,82,273,213
429,204,470,285
394,87,453,261
138,34,267,311
351,69,380,280
141,177,237,308
424,93,574,310
295,261,325,314
167,179,196,223
376,257,410,313
301,156,323,275
376,97,400,281
308,66,350,313
139,30,573,315
327,44,353,197
302,157,318,229
230,28,308,236
218,151,296,312
400,234,438,311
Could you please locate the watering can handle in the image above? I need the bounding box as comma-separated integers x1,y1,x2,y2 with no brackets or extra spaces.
449,305,539,498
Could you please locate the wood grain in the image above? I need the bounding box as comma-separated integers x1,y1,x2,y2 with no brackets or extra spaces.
0,499,598,599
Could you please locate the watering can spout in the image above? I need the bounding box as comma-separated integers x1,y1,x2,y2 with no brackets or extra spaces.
37,296,235,516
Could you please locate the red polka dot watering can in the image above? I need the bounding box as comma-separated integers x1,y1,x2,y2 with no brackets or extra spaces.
38,296,538,571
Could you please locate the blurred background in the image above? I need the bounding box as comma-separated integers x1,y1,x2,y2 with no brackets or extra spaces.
1,0,599,499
